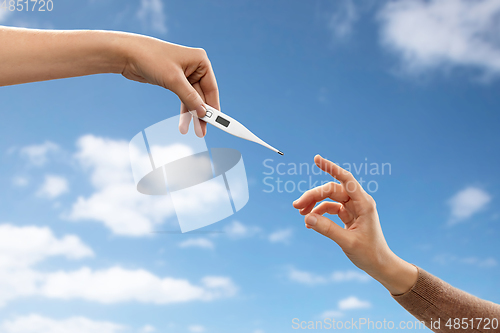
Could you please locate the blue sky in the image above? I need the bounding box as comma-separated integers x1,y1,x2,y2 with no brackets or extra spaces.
1,0,500,332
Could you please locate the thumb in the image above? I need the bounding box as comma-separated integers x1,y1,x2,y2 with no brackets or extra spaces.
305,213,350,248
172,76,206,117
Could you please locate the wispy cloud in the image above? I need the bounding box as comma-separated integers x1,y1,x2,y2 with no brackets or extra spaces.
224,220,260,239
188,325,206,333
20,141,60,166
288,267,370,285
37,174,69,199
12,176,29,187
448,187,491,225
137,0,167,34
319,296,371,319
328,0,358,39
0,315,126,333
139,325,157,333
319,309,344,319
434,253,497,268
378,0,500,79
179,238,215,250
338,296,371,310
269,228,293,244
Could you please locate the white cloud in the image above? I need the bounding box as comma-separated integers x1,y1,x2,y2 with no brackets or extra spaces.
288,267,370,285
67,135,175,236
179,238,215,250
268,229,293,244
20,141,59,166
0,314,125,333
0,224,93,269
0,224,93,306
448,187,491,224
39,267,237,304
137,0,167,34
319,296,369,320
319,310,344,318
0,224,237,307
37,175,69,199
223,221,260,239
328,0,358,39
188,325,205,333
66,134,239,236
434,254,497,267
338,296,371,310
378,0,500,78
288,268,327,285
12,176,29,187
330,270,371,282
139,325,156,333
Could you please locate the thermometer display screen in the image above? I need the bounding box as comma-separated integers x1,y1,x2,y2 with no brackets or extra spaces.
216,116,230,127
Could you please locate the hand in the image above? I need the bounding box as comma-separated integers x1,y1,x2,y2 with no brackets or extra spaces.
121,34,219,137
0,27,216,137
292,155,418,295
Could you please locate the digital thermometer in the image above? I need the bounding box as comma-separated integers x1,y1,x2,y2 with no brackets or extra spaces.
198,104,284,155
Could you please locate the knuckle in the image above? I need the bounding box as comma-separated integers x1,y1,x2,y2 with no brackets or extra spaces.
321,182,334,195
185,88,199,102
324,221,333,237
343,170,353,179
194,47,208,60
364,194,377,210
169,72,185,85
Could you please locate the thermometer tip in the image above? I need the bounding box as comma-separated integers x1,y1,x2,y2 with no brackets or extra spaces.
278,151,284,156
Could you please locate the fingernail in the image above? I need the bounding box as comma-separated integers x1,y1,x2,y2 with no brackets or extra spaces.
195,104,206,118
293,199,299,206
306,214,317,227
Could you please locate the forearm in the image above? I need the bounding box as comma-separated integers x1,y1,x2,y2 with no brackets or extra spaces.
0,26,128,86
393,267,500,332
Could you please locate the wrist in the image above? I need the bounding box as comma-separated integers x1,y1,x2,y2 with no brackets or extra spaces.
87,30,130,75
369,251,418,295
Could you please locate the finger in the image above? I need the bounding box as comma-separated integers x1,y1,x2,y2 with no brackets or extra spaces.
171,73,206,118
192,82,207,137
298,200,317,215
311,201,342,215
311,202,354,225
199,65,220,112
314,155,366,201
178,103,191,135
293,182,349,210
305,213,350,248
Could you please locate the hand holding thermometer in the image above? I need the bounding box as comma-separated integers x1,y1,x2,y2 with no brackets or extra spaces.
197,104,284,156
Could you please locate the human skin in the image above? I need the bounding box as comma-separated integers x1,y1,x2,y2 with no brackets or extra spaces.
292,155,418,295
0,26,218,137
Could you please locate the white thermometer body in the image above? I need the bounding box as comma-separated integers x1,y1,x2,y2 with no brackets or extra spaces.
199,104,283,155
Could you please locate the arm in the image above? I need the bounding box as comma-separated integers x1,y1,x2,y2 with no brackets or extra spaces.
0,26,218,136
394,267,500,332
293,155,500,332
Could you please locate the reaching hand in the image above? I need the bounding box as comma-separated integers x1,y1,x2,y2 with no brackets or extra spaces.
293,155,417,295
